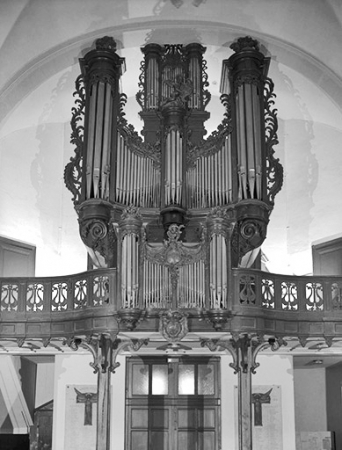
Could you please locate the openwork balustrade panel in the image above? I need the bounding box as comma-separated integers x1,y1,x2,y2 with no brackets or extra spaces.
235,269,342,312
0,270,115,314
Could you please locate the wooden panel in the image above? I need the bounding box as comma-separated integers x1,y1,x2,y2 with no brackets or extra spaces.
0,236,35,277
151,431,169,450
178,430,196,449
151,408,169,428
198,431,215,450
126,357,220,450
131,408,148,428
197,408,215,428
178,408,196,428
131,431,148,450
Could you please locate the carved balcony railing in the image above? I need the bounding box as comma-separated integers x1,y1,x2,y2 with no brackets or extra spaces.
232,269,342,338
0,269,117,340
1,268,342,340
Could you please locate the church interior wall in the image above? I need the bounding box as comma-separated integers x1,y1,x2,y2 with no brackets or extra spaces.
52,353,126,450
293,367,327,432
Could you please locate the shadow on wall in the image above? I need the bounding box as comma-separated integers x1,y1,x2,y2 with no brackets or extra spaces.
30,68,77,260
275,66,318,258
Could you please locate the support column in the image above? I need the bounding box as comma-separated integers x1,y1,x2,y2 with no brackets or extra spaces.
96,334,112,450
70,334,149,450
78,333,115,450
202,334,283,450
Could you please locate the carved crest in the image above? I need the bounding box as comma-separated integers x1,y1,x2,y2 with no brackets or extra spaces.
159,310,188,343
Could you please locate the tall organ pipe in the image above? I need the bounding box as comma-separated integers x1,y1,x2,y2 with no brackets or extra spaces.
80,37,125,202
221,37,269,203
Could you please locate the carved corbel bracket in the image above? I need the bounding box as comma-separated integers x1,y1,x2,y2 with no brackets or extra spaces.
204,309,232,332
78,200,116,268
202,333,286,374
116,309,146,331
65,332,121,374
111,338,149,372
233,200,271,261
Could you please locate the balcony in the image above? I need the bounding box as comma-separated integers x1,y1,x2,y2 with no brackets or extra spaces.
1,268,341,342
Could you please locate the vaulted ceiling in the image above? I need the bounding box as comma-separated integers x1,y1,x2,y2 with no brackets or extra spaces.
0,0,341,276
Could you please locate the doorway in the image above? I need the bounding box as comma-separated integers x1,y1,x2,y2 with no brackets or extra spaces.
126,356,220,450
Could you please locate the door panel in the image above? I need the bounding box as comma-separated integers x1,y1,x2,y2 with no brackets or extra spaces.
198,431,215,450
126,357,220,450
131,431,148,450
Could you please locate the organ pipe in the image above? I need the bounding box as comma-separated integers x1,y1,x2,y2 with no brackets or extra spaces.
66,36,282,313
222,36,270,203
80,37,125,202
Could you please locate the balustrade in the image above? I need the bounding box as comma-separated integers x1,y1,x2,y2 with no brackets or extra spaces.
234,268,342,313
0,269,116,315
1,268,341,339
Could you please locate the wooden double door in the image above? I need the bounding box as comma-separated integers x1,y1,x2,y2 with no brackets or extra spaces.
126,357,220,450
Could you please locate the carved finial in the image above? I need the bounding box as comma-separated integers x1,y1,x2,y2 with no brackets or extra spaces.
230,36,259,53
95,36,117,52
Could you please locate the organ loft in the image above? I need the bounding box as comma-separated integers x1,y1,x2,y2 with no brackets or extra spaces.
1,31,340,450
63,35,283,450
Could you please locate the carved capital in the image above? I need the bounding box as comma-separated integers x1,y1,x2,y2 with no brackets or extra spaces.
207,207,235,239
119,205,143,238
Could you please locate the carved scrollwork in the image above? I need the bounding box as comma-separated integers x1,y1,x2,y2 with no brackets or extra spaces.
80,218,108,244
264,77,283,204
64,74,85,205
79,215,117,268
187,93,232,166
136,58,146,109
238,218,267,256
117,93,161,168
202,56,211,108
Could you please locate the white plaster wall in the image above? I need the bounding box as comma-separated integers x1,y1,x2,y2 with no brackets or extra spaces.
294,367,327,432
221,354,296,450
53,353,126,450
36,363,55,408
0,67,86,276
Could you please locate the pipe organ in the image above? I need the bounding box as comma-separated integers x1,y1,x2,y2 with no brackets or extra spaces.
65,35,282,325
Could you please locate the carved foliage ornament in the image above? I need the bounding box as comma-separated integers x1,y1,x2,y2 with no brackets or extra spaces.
143,224,206,268
64,74,85,205
187,93,232,166
118,93,161,168
264,77,283,204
